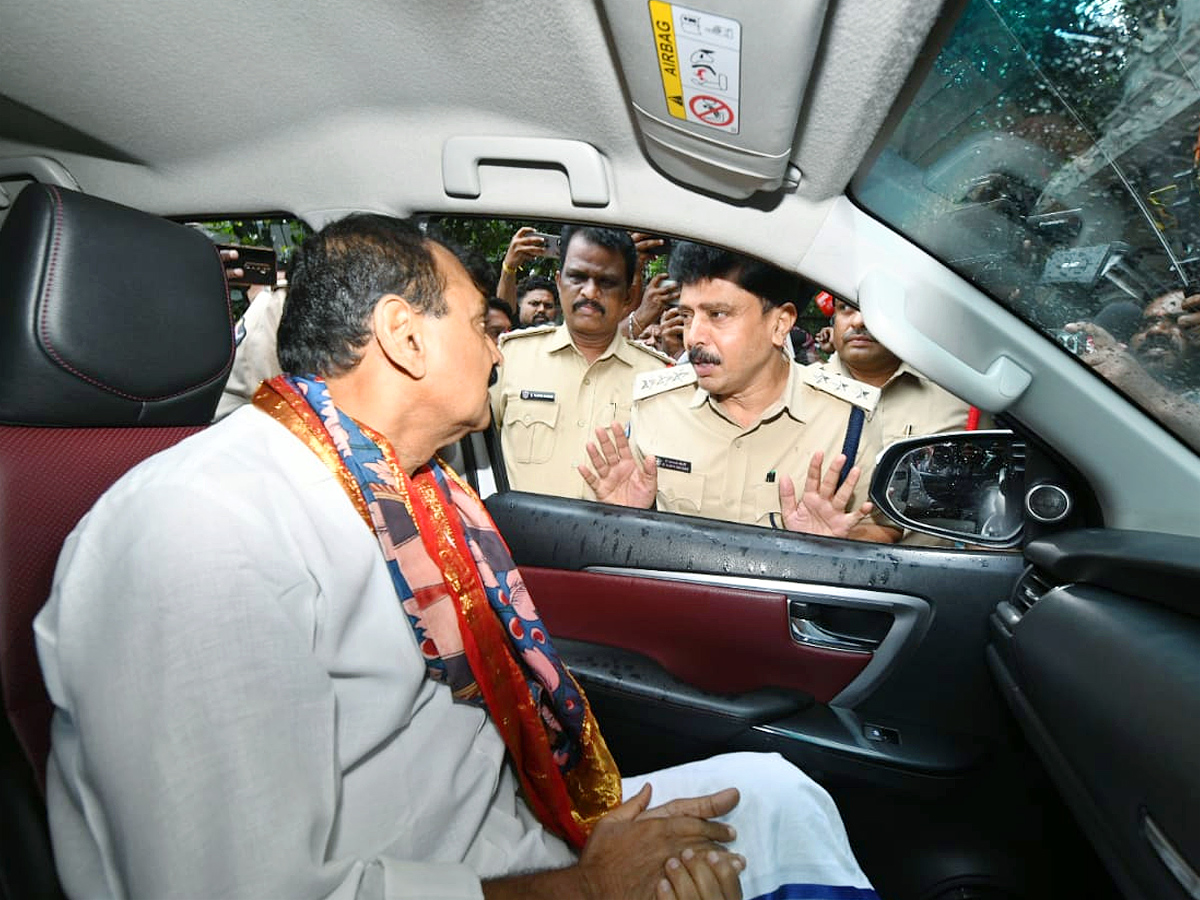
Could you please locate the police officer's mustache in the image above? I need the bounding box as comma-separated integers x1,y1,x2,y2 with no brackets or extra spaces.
572,299,605,314
842,328,876,342
688,347,722,366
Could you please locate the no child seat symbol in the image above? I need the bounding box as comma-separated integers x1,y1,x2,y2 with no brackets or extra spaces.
689,94,734,127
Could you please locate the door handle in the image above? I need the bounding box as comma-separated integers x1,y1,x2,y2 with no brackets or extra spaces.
442,136,610,207
789,600,885,653
858,269,1031,411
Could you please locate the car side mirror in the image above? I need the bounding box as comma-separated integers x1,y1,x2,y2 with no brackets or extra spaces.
868,430,1024,549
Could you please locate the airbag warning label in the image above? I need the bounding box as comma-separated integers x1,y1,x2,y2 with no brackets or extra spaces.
648,1,741,134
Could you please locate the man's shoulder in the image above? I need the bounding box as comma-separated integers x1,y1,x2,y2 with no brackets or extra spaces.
498,323,558,349
101,409,307,500
632,363,698,403
495,326,563,374
888,363,958,399
69,410,344,571
621,339,675,369
884,363,966,401
884,366,976,426
800,362,879,413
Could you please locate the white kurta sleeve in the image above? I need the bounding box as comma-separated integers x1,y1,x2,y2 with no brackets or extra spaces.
36,476,489,900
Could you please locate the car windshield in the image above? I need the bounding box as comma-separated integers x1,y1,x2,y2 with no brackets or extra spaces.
854,0,1200,452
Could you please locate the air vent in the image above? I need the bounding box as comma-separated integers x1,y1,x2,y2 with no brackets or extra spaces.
1010,564,1057,615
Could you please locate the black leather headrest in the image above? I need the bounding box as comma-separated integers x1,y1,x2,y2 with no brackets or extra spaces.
0,184,234,426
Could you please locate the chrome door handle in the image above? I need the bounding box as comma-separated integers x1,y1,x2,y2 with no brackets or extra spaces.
789,612,879,653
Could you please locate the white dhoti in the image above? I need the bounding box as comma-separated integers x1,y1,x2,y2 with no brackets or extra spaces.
623,752,879,900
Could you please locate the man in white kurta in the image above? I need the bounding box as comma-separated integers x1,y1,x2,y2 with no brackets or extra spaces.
38,400,874,899
37,404,578,898
35,215,876,900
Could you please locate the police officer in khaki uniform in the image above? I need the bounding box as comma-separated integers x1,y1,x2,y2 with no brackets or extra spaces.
580,242,878,540
811,296,985,543
491,225,671,499
624,359,880,529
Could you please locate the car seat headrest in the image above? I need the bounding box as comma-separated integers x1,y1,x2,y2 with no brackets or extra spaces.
0,184,234,426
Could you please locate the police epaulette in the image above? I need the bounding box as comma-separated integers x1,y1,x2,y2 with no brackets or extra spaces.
497,323,558,347
802,364,880,413
633,363,698,401
626,340,676,365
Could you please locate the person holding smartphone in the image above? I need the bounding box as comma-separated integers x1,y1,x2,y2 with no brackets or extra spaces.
497,226,559,314
214,246,289,421
630,273,685,357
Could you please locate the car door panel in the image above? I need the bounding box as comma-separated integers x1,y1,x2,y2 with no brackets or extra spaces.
487,491,1027,780
487,489,1106,898
552,636,813,742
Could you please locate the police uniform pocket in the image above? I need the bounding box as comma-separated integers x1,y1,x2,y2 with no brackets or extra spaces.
656,467,706,515
612,400,633,429
751,482,782,528
503,399,560,464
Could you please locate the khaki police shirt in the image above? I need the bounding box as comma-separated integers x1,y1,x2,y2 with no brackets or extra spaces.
815,355,985,542
491,324,671,499
820,355,979,450
629,360,872,528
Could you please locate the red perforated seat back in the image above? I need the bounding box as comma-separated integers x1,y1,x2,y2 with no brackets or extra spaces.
0,183,234,802
0,426,205,790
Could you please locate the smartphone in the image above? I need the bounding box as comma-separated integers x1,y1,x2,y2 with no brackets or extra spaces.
661,279,680,307
530,232,561,258
218,244,277,287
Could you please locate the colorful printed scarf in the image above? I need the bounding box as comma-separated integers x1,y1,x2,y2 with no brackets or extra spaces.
253,374,621,848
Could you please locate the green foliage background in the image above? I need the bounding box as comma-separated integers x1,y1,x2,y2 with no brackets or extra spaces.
423,216,564,285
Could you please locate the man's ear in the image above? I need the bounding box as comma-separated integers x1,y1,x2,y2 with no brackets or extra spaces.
374,293,427,379
772,302,798,346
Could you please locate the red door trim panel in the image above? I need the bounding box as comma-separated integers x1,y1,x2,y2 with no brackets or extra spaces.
524,566,872,703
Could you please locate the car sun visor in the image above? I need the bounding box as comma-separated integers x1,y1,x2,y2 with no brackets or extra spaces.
598,0,829,199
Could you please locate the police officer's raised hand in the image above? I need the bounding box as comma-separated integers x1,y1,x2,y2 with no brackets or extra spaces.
777,451,873,537
579,422,658,508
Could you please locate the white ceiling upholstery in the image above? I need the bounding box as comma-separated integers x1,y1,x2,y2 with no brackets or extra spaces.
0,0,948,264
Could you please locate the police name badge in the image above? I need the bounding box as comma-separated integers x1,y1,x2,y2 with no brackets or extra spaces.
655,456,692,473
